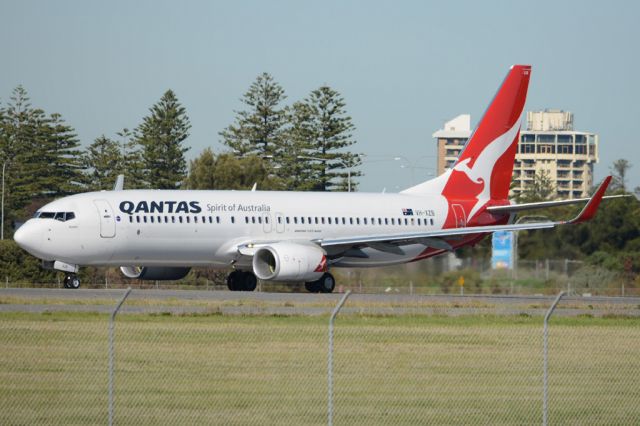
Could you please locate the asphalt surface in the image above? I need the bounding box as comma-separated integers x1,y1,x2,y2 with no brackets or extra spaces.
1,288,639,317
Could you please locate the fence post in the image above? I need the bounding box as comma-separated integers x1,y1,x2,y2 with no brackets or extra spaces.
328,290,351,426
108,287,132,426
543,291,565,426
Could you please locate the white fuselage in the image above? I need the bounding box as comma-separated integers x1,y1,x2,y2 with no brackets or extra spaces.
16,189,473,269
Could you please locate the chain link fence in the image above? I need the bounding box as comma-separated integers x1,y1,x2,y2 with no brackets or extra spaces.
1,289,639,424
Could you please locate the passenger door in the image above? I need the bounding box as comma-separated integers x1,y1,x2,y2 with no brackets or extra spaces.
94,200,116,238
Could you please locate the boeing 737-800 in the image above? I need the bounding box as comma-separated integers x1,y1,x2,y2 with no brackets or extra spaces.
14,65,613,292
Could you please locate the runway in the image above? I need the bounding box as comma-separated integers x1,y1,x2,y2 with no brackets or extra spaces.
1,288,639,317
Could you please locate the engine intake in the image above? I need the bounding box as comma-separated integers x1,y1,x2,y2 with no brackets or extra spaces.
252,242,326,282
120,266,191,281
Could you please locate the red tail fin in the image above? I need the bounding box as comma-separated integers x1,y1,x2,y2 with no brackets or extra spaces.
454,65,531,201
402,65,531,224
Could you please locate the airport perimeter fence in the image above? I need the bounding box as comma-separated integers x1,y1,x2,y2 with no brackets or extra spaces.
1,289,640,425
2,257,638,297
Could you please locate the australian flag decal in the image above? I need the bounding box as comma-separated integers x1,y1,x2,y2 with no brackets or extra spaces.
402,208,414,216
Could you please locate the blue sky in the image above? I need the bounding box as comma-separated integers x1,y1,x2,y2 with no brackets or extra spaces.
1,0,638,192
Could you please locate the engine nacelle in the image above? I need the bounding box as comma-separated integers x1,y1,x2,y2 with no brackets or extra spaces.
252,242,326,282
120,266,191,281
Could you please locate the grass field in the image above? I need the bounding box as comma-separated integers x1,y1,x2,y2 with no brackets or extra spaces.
1,311,639,425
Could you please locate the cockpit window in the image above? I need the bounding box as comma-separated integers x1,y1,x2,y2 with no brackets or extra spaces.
34,211,75,221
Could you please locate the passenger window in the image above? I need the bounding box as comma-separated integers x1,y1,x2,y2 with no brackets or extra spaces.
136,216,140,223
258,216,262,224
231,216,235,224
328,217,332,225
417,218,421,225
378,218,382,225
194,216,198,223
265,217,269,224
398,219,402,226
150,216,154,223
216,216,220,224
286,217,290,224
187,216,191,223
171,216,175,223
301,217,305,224
430,218,434,225
308,217,312,224
245,217,249,224
342,217,346,225
385,218,389,225
129,216,133,223
391,218,394,225
404,218,408,225
294,217,298,224
356,218,360,225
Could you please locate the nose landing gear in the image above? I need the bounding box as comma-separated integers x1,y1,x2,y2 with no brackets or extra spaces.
63,274,80,289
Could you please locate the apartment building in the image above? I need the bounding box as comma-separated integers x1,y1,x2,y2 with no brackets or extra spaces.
433,110,599,199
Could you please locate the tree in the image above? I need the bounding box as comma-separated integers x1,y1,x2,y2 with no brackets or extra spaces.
42,112,85,197
220,73,288,157
116,128,145,189
134,90,191,189
519,169,556,202
611,159,631,192
83,135,122,190
298,86,361,191
183,148,276,190
0,86,85,235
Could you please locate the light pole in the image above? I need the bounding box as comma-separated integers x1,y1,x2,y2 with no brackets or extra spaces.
1,161,6,240
394,155,437,184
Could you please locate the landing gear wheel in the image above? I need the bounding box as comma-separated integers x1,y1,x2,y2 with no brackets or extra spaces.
64,274,80,289
318,273,335,294
227,271,242,291
304,281,321,293
227,271,258,291
241,272,257,292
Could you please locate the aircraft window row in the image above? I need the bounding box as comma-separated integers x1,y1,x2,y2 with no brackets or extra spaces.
128,215,221,224
275,216,435,226
125,214,435,227
33,211,76,221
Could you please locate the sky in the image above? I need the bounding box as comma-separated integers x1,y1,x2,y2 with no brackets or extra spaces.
1,0,639,192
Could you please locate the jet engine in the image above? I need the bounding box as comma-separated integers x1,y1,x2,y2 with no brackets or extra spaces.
120,266,191,281
252,242,326,281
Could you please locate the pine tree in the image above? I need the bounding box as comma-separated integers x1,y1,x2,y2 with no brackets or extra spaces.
134,90,191,189
183,148,276,190
280,102,316,190
220,73,288,157
43,112,85,196
299,86,361,191
83,135,122,190
116,128,145,189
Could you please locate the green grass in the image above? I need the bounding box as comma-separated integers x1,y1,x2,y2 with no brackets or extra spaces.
1,312,639,425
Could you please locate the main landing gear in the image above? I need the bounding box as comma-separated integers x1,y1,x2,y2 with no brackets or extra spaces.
227,270,258,292
305,272,336,294
63,274,80,289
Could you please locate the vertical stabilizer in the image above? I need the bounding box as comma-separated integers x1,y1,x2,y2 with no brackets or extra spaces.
402,65,531,223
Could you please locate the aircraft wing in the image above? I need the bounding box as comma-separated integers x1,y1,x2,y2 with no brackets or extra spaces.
318,176,611,250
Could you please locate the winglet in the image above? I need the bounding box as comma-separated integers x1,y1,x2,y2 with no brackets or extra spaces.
567,176,611,224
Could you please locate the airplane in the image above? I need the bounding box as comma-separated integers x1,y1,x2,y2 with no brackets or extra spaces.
14,65,614,292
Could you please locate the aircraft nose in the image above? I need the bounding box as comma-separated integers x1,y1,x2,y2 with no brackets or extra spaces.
14,222,42,255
